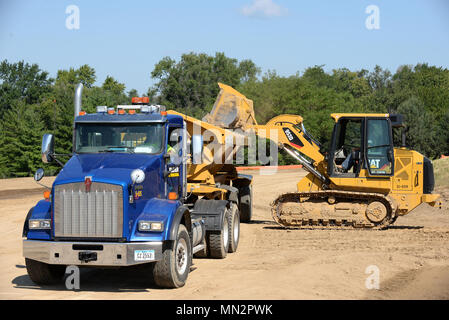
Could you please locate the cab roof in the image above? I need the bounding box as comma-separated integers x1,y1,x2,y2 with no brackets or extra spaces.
330,113,389,122
75,113,184,125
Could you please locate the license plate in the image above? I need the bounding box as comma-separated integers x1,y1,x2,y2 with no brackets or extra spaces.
134,249,155,261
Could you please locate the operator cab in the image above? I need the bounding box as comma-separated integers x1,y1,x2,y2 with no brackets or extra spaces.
328,114,400,178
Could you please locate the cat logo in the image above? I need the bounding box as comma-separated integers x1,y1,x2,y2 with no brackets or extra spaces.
369,159,380,169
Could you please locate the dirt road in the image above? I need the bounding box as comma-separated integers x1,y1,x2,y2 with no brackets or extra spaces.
1,168,449,299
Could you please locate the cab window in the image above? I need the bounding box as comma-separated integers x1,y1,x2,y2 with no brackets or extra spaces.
75,123,164,154
366,119,393,175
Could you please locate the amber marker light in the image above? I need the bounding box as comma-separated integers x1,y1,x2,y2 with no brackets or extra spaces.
43,190,51,200
168,192,178,200
161,111,167,116
129,109,136,114
132,97,150,104
78,111,86,116
118,109,126,115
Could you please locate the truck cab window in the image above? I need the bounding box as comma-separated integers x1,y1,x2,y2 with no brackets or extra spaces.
75,123,164,154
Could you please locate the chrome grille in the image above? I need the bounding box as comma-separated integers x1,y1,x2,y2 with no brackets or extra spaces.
54,182,123,238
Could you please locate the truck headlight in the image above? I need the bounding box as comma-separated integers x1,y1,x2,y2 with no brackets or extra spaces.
29,219,51,230
138,221,164,232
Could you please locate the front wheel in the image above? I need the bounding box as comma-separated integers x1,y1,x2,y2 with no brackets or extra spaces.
153,224,191,288
25,258,66,285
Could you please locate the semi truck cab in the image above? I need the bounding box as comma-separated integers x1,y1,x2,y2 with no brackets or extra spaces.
23,85,251,288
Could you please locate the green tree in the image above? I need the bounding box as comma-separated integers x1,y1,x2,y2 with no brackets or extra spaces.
395,97,439,158
55,64,96,88
0,102,44,177
150,52,260,118
0,60,53,117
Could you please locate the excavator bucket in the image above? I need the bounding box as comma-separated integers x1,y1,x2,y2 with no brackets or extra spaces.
202,83,258,130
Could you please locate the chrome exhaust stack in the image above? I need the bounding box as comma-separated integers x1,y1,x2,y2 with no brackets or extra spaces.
74,83,83,119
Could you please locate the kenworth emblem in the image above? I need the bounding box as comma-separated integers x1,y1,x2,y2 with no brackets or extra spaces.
84,176,92,192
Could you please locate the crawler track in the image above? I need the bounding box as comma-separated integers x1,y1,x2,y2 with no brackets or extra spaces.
271,190,397,229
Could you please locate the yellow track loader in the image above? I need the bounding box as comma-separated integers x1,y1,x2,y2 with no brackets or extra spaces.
204,83,441,229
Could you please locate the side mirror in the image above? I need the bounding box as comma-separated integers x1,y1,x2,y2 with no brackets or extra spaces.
192,135,203,165
41,133,55,163
34,168,44,182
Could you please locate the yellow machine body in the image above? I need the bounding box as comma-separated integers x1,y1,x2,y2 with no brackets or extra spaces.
198,83,441,228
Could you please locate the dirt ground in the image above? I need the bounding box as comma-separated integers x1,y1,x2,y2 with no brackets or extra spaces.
1,168,449,300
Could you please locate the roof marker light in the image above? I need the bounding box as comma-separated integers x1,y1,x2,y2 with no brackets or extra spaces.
107,108,115,114
96,106,108,113
78,111,86,116
129,109,136,114
132,97,150,105
141,106,151,113
118,109,126,115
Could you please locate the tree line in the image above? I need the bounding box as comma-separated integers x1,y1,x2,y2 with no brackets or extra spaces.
0,53,448,178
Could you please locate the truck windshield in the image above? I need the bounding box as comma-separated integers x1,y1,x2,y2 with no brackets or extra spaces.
75,123,164,154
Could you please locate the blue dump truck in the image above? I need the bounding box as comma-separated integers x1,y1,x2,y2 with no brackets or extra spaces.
22,83,254,288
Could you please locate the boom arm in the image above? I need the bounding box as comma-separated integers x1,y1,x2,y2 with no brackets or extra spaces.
249,115,328,184
196,83,328,185
250,115,324,164
169,83,329,188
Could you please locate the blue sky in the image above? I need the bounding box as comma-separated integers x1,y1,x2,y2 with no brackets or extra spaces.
1,0,448,95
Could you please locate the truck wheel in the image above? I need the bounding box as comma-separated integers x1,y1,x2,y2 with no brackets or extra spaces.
25,258,66,285
209,207,230,259
228,203,240,253
153,224,191,288
239,185,253,223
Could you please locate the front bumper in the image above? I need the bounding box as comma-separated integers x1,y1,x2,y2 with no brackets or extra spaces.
23,239,163,266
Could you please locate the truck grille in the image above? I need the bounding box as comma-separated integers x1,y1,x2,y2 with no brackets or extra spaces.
54,182,123,238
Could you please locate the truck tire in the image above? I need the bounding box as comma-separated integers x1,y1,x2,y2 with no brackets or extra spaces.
228,203,240,253
208,207,230,259
25,258,66,285
239,185,253,223
153,224,191,288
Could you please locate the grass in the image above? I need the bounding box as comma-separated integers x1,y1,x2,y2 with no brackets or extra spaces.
433,157,449,188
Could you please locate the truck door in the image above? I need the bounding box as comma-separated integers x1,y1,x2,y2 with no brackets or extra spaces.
166,126,184,198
